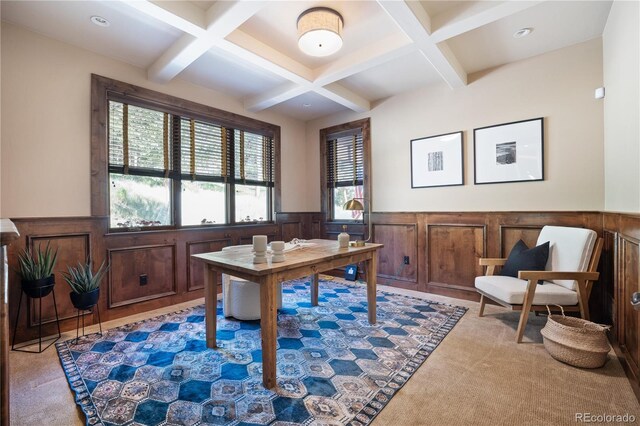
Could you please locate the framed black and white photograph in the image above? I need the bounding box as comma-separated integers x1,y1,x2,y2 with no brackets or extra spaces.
473,118,544,185
411,131,463,188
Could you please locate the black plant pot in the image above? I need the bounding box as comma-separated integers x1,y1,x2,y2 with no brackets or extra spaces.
70,288,100,310
21,275,55,298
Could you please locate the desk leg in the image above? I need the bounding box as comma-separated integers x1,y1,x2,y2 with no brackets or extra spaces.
260,275,277,389
310,273,319,306
365,253,378,324
204,265,217,349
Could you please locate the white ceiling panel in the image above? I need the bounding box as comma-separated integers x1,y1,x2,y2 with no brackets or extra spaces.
340,49,442,101
1,0,182,68
419,0,474,18
270,91,348,121
447,0,613,74
178,47,288,98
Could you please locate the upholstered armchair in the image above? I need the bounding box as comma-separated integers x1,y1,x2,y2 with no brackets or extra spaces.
475,226,603,343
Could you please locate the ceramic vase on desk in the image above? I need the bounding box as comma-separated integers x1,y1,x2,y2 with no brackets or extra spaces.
338,225,349,249
253,235,267,264
271,241,285,262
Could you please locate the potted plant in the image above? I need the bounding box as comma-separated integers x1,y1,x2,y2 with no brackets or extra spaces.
63,260,108,310
17,242,58,298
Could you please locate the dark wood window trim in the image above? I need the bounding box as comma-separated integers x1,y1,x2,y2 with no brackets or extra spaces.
319,118,371,223
91,74,281,230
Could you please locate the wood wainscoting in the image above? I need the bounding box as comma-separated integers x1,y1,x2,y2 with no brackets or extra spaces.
357,211,603,302
8,215,320,343
603,213,640,389
6,209,639,386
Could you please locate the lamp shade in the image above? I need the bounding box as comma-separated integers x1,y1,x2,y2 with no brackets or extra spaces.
297,8,343,57
343,199,364,211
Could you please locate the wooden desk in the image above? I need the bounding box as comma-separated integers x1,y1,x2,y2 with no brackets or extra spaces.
192,239,383,389
1,219,19,426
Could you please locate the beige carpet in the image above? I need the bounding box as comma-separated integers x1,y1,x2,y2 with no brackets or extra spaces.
9,283,640,426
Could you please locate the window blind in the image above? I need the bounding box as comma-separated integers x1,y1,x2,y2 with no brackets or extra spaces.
179,118,230,182
326,131,364,188
234,130,274,186
108,101,170,176
109,102,273,186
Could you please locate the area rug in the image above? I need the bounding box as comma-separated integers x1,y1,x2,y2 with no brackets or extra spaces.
57,278,466,426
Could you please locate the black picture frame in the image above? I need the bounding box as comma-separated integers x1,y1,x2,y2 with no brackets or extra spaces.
410,131,464,188
473,117,544,185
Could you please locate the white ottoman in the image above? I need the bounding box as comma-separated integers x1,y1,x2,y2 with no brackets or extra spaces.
222,275,283,320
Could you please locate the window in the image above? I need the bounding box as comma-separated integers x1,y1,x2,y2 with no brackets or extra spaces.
320,119,371,222
91,75,280,230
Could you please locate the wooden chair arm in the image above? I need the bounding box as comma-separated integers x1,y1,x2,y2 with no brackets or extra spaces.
479,258,507,266
517,271,600,281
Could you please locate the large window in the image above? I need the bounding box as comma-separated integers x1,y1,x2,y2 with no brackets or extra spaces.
91,75,280,230
321,119,371,222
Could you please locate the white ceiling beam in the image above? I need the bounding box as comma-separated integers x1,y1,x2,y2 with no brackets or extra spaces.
244,83,311,112
223,30,314,85
377,0,467,89
313,33,415,86
315,83,370,113
146,1,265,83
430,1,544,43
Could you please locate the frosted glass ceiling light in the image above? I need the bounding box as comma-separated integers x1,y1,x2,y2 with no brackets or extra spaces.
297,7,343,57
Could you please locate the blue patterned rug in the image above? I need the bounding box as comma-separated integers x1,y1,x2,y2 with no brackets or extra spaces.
57,278,466,426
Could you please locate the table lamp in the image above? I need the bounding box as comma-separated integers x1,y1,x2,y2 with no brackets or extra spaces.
343,198,371,247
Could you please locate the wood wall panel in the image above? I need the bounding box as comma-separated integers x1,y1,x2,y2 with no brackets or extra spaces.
187,239,231,291
618,234,640,380
26,233,92,326
373,224,417,285
426,224,485,293
281,222,302,242
8,217,106,343
311,220,321,239
108,244,177,308
499,225,542,257
591,230,616,325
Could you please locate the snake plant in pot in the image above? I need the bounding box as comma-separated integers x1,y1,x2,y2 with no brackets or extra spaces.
17,242,58,298
63,260,108,310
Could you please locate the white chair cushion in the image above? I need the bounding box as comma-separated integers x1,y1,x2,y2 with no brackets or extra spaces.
475,275,578,306
536,226,596,290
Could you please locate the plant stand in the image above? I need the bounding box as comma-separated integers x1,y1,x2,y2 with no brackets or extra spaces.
11,285,61,353
71,304,102,345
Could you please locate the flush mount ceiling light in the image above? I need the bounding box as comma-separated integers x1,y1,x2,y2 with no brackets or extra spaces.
513,27,533,38
297,7,343,57
90,15,110,27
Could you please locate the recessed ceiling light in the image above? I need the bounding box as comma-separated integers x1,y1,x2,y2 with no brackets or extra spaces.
513,28,532,38
303,103,312,108
90,16,110,27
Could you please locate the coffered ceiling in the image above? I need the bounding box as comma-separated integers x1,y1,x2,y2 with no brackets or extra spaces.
1,1,613,121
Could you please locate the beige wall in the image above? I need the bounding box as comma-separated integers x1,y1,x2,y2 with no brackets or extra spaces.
603,0,640,213
0,22,309,218
306,39,605,212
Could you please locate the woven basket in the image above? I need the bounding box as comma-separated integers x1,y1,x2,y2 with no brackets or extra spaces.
541,306,611,369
